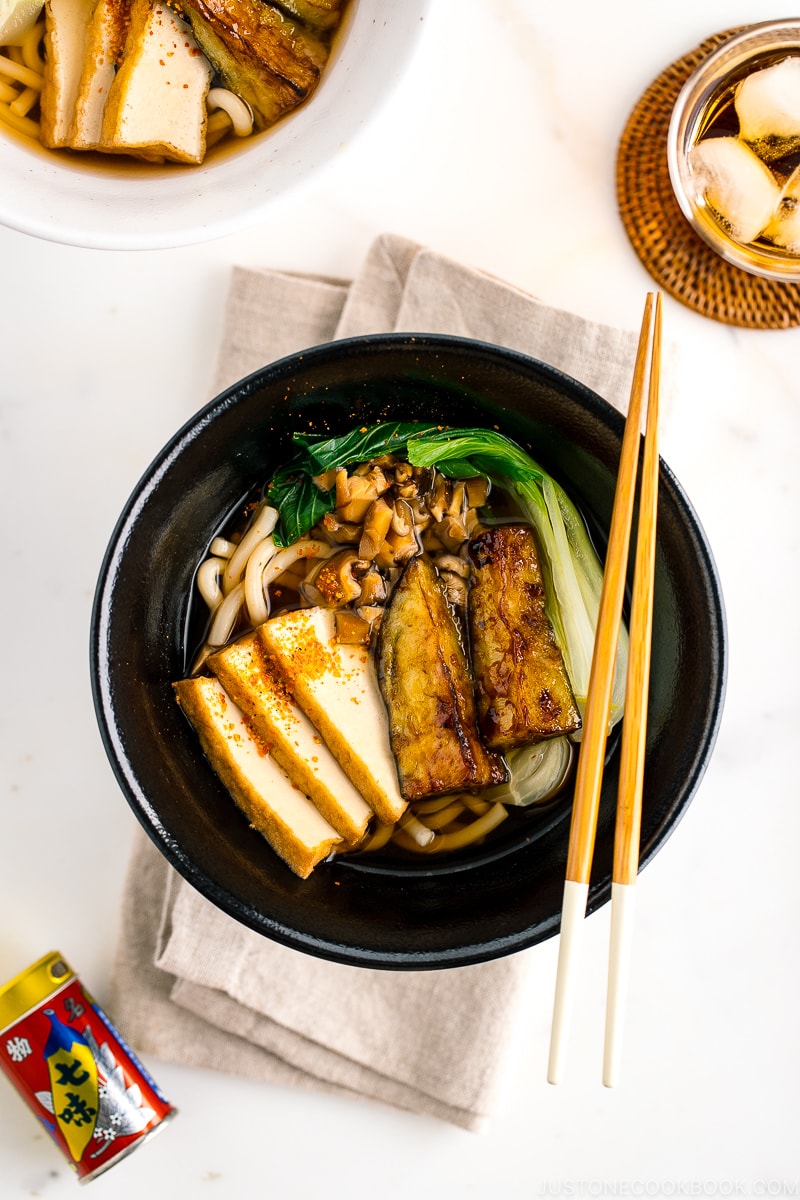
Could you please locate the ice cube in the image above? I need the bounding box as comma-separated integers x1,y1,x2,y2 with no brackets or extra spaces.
687,136,780,243
735,56,800,155
764,164,800,252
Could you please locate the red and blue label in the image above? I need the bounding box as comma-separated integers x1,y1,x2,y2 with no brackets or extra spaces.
1,966,174,1182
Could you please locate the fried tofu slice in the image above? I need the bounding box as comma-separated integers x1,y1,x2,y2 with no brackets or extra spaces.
40,0,97,149
174,675,341,878
69,0,132,150
258,607,406,825
178,0,327,130
377,555,507,802
101,0,213,164
208,631,372,846
467,524,582,750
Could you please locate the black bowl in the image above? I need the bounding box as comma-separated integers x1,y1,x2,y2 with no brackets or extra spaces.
91,333,727,969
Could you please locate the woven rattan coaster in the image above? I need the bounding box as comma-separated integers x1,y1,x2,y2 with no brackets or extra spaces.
617,29,800,329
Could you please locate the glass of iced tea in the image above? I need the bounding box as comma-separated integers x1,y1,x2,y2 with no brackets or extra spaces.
668,19,800,280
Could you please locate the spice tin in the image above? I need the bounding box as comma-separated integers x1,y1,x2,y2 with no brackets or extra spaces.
0,951,176,1183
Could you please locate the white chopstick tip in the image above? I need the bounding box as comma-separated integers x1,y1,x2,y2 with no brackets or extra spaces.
547,879,590,1084
602,881,638,1088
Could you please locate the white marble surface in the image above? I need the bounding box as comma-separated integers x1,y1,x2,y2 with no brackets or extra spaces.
1,0,799,1195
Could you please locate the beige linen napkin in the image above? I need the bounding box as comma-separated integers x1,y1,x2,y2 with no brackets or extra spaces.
110,233,644,1133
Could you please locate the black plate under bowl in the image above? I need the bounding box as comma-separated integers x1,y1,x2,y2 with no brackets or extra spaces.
90,333,726,969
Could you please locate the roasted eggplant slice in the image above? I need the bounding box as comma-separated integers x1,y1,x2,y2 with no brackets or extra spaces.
377,555,506,801
178,0,329,129
275,0,348,34
468,524,582,750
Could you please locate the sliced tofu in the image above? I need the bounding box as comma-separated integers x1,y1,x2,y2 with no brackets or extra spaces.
70,0,132,150
101,0,212,164
258,607,407,826
40,0,97,148
208,631,372,846
174,675,341,879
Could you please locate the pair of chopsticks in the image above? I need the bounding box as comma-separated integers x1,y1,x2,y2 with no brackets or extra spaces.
547,291,662,1088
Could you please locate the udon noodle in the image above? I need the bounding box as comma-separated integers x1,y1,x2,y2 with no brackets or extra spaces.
0,20,44,140
193,502,335,668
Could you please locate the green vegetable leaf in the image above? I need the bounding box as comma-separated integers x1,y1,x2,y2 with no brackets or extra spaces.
267,469,335,547
406,427,547,485
293,421,441,474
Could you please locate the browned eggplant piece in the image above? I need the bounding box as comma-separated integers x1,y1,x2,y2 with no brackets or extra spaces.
467,523,581,751
275,0,348,34
178,0,329,129
377,555,507,802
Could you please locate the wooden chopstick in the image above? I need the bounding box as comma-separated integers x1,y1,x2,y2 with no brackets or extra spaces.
603,292,662,1086
547,292,661,1086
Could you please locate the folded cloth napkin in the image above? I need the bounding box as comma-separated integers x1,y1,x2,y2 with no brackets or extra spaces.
110,233,644,1133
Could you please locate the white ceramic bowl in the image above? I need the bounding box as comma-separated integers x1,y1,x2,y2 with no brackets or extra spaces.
0,1,429,251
